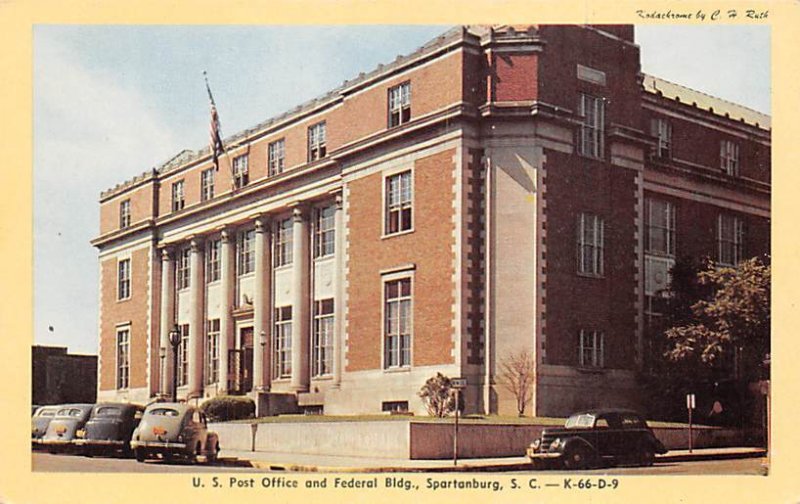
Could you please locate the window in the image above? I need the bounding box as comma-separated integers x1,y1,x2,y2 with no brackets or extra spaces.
206,239,221,283
201,168,215,201
312,299,334,377
314,205,335,258
117,258,131,300
307,122,326,161
206,319,220,384
382,401,409,413
579,94,605,158
388,81,411,128
237,229,255,275
233,154,249,189
385,171,412,235
651,118,672,159
268,139,285,176
177,324,189,386
119,199,131,229
273,306,292,379
579,329,604,367
176,247,190,290
274,218,293,267
645,198,675,256
720,140,740,176
116,328,130,389
718,213,744,266
577,213,604,276
384,278,412,368
171,180,185,212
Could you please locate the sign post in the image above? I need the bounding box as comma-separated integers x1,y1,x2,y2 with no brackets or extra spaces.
686,393,696,453
451,378,467,466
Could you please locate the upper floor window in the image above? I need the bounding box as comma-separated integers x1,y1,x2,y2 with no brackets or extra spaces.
201,168,215,201
206,239,221,283
385,170,412,235
579,94,605,158
117,258,131,300
176,247,191,290
314,205,336,258
119,199,131,229
720,140,740,176
645,198,675,257
171,180,185,212
116,328,130,389
274,218,293,267
233,154,249,189
579,329,604,367
237,229,255,275
308,122,327,162
651,118,672,159
577,212,604,277
177,323,189,386
268,139,285,176
312,299,334,377
388,81,411,128
384,277,412,369
718,213,744,266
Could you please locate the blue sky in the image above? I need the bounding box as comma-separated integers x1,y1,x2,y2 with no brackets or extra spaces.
33,25,770,355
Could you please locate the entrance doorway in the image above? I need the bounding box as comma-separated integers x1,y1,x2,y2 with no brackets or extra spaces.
227,327,254,394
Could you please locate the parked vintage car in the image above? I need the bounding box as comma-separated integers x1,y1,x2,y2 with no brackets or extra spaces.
130,403,219,464
39,404,94,451
74,402,145,456
527,409,667,470
32,405,60,442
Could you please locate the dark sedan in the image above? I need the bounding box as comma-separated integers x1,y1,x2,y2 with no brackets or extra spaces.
527,409,667,470
74,403,145,456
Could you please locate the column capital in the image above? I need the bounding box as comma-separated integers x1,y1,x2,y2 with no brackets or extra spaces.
189,236,204,252
161,248,173,261
291,203,308,222
335,192,343,210
254,216,271,233
220,227,231,243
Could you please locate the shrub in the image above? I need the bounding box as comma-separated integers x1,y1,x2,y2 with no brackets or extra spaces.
418,373,456,417
200,395,256,422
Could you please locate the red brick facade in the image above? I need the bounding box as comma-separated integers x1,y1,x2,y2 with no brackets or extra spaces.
94,25,770,416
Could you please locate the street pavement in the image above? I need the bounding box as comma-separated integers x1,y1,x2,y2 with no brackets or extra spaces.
32,447,767,475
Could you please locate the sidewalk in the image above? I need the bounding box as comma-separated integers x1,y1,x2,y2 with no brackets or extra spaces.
217,446,767,472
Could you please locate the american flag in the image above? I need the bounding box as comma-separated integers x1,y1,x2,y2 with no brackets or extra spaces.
205,72,225,171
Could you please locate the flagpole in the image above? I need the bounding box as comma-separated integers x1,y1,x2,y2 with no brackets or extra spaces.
204,71,235,191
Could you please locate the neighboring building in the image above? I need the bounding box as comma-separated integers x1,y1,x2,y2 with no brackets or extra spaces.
91,25,770,416
32,345,97,405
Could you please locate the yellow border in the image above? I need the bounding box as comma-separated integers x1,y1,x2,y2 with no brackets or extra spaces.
2,1,797,503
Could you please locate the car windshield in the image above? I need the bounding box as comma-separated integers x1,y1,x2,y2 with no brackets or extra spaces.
56,408,84,417
564,414,595,428
149,408,180,417
95,407,122,417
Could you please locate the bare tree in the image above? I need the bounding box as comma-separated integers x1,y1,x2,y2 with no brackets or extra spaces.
498,349,535,416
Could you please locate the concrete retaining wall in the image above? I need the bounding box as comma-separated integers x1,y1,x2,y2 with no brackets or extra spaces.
211,420,745,460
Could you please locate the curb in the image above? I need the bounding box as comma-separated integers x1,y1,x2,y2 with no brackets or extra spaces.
656,450,766,463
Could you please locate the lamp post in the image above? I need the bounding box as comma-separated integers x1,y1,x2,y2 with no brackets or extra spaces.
169,324,181,402
159,346,166,398
259,331,267,391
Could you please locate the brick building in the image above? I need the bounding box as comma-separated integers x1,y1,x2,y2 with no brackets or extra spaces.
32,346,97,405
91,25,770,416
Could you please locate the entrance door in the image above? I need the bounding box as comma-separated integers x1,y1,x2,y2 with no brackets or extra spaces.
240,327,254,393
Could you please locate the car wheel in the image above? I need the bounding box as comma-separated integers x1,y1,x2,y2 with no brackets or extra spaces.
187,442,201,464
122,442,133,458
207,442,219,464
562,445,591,470
135,448,146,463
639,443,655,467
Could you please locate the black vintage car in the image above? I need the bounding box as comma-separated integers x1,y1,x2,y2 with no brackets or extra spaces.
527,409,667,470
74,403,145,456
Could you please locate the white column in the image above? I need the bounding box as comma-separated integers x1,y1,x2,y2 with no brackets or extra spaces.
159,248,175,397
218,229,234,394
290,205,310,393
253,217,272,391
332,193,344,388
188,237,205,398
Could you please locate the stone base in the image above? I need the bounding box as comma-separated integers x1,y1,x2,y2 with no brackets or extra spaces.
252,391,299,417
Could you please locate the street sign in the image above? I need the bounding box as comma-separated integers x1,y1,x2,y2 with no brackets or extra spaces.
451,378,467,389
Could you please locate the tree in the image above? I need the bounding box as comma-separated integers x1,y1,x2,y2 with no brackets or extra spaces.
664,256,770,382
418,372,456,417
498,348,535,416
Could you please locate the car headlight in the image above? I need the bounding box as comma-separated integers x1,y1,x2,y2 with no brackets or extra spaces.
76,429,86,439
532,439,541,449
550,438,562,450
